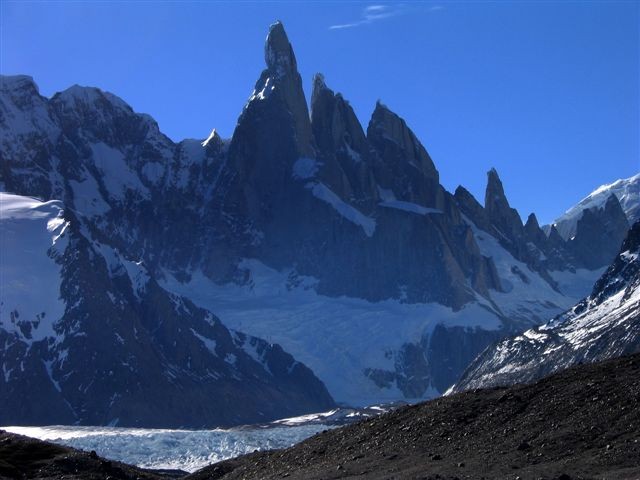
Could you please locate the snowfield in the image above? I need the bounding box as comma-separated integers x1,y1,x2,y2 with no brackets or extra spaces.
159,254,589,407
0,193,69,344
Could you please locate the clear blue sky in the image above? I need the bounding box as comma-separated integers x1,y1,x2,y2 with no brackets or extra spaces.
2,1,638,224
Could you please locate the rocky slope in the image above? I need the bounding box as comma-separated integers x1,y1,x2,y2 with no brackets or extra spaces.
0,21,630,417
0,429,184,479
452,221,640,393
6,354,637,479
188,354,640,480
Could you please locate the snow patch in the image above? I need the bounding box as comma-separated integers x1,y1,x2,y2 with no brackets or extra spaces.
308,182,376,237
190,328,217,356
379,200,442,216
463,215,586,323
292,158,319,180
249,77,276,102
93,243,149,299
88,142,149,201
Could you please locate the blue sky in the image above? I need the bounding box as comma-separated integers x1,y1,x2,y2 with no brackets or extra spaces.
2,1,638,224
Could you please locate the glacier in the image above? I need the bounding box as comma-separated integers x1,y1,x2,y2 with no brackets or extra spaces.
2,407,387,473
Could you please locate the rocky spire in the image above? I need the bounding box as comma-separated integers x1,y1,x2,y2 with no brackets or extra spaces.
547,224,566,247
225,21,315,222
368,101,438,182
485,168,509,214
454,186,492,233
309,73,376,209
603,193,630,231
484,168,524,240
524,213,547,246
264,21,298,78
367,101,440,207
310,73,368,157
253,20,313,156
525,212,540,231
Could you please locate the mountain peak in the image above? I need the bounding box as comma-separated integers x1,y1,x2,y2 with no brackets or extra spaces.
311,73,331,110
550,173,640,241
604,192,624,212
312,72,327,91
53,84,132,113
485,168,508,210
486,167,502,191
265,20,297,78
372,99,392,116
202,128,222,148
484,168,526,245
367,100,440,205
525,213,540,230
0,74,39,95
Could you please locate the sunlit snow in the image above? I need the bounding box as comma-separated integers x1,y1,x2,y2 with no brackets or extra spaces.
161,259,503,406
0,193,69,344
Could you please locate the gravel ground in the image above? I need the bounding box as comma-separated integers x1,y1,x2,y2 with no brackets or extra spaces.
2,354,639,480
188,354,640,480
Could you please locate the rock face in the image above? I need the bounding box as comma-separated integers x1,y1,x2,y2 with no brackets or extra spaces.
485,168,525,249
0,21,631,413
452,221,640,393
368,101,441,209
567,194,630,269
0,194,334,427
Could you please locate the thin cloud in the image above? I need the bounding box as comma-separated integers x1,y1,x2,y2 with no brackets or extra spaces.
329,4,443,30
329,4,404,30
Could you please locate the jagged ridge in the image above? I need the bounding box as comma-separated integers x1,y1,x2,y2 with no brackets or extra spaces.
0,21,633,414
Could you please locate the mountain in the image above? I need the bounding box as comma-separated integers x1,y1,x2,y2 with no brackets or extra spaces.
547,173,639,240
451,220,640,393
0,193,334,427
0,21,627,420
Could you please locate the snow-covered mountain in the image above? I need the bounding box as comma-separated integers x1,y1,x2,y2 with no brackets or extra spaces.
548,173,639,241
0,192,334,427
0,21,629,424
451,220,640,393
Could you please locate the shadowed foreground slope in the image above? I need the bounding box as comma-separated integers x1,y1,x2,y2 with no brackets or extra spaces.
190,354,640,480
2,354,639,479
0,431,184,479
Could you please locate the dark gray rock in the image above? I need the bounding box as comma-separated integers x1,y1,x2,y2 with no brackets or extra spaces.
484,168,528,258
368,101,442,208
567,194,630,269
310,73,378,211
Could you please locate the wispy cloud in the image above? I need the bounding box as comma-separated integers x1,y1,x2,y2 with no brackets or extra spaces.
329,4,443,30
329,4,403,30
